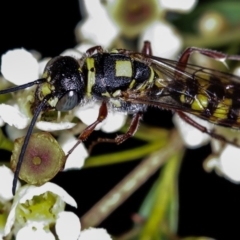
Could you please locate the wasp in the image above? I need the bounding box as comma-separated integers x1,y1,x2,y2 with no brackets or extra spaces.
1,41,240,195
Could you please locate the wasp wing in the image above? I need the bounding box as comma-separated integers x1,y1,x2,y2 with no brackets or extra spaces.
124,54,240,129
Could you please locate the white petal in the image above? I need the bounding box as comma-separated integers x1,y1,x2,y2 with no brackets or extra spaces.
233,66,240,77
218,144,240,183
75,103,126,133
17,183,77,207
139,21,182,59
58,132,89,170
159,0,197,12
78,228,112,240
16,225,55,240
80,0,106,18
56,211,80,240
75,43,96,55
61,49,82,59
0,104,29,129
0,116,4,127
75,16,119,47
5,125,27,141
36,121,76,131
1,49,39,85
173,113,212,148
4,182,77,236
101,112,127,133
38,58,51,76
0,166,20,202
74,103,104,130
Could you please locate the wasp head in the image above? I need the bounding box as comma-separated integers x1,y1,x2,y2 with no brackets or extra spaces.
36,56,85,112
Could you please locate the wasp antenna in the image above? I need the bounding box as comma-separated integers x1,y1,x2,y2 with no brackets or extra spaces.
0,78,46,94
12,94,52,195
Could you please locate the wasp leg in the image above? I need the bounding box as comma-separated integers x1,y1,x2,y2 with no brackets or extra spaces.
66,101,108,157
142,41,153,56
177,47,240,73
177,111,240,147
88,113,143,153
86,46,104,56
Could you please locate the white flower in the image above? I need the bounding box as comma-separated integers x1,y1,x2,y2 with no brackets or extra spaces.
160,0,197,12
203,125,240,183
0,165,20,202
0,104,29,129
58,132,89,170
16,223,55,240
55,211,81,240
4,182,77,238
74,102,127,133
0,166,20,239
75,0,119,48
78,228,112,240
1,49,39,85
139,20,183,59
173,113,212,148
204,142,240,183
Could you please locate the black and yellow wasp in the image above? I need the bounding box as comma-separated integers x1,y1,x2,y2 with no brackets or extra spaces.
1,41,240,194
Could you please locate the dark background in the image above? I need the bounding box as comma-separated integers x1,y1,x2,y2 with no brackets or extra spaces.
1,1,240,239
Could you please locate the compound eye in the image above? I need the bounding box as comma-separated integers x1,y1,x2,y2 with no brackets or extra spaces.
56,91,79,111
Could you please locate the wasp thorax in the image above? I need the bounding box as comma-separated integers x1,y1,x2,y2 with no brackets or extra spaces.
38,56,85,111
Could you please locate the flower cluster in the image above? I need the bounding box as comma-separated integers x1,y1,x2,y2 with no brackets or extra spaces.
0,166,112,240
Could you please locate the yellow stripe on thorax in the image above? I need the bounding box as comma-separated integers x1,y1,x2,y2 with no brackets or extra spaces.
86,57,96,97
115,60,132,77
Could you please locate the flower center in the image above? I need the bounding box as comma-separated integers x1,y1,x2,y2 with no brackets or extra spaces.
32,156,41,165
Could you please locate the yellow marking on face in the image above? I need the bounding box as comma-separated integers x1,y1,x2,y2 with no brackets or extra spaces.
213,98,232,119
86,57,96,97
39,82,52,100
48,96,58,107
110,99,121,108
115,60,132,77
191,94,209,110
101,92,111,97
112,89,121,97
42,71,48,79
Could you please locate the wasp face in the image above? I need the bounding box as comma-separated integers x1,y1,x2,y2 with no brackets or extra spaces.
38,56,85,112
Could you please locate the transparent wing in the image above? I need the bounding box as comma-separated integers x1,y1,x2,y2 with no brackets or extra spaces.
123,54,240,129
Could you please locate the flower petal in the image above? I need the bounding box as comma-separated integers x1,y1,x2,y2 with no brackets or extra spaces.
16,224,55,240
36,121,76,131
75,16,119,47
4,182,77,236
55,211,80,240
100,111,127,133
139,21,182,59
0,104,29,129
216,144,240,183
0,166,20,202
58,132,89,170
160,0,197,12
1,49,39,85
173,113,212,148
78,228,112,240
74,103,104,130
